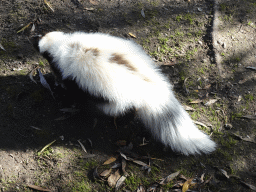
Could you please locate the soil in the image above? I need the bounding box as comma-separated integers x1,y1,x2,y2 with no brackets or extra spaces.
0,0,256,191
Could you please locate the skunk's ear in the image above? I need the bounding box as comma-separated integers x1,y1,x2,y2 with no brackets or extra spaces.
29,34,42,52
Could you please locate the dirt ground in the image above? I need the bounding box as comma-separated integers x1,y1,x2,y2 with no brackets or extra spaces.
0,0,256,191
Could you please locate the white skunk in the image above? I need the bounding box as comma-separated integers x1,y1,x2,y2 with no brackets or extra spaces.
36,31,216,155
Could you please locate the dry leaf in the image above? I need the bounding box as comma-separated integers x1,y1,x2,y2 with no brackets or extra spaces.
84,7,95,11
189,99,203,104
31,23,35,32
132,160,149,167
89,0,99,5
240,181,256,191
28,67,38,84
242,115,256,120
27,185,51,192
136,185,146,192
220,169,229,179
160,171,180,185
238,79,247,84
44,0,54,12
115,175,127,191
231,133,256,143
238,95,242,102
100,169,112,177
103,157,117,165
147,183,158,191
182,178,193,192
246,66,256,71
111,163,121,169
204,99,218,106
108,170,121,188
128,33,136,38
141,9,145,18
182,105,195,111
204,84,211,89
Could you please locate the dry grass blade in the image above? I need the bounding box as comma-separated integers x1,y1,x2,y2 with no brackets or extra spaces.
27,185,51,192
103,157,117,165
44,0,54,12
17,22,32,33
193,121,212,129
160,171,180,185
30,126,42,130
189,99,203,104
77,139,87,153
38,68,55,99
89,0,99,5
128,33,136,38
38,140,56,155
0,43,6,51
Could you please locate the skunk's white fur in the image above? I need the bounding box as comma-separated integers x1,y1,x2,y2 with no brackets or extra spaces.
38,31,216,155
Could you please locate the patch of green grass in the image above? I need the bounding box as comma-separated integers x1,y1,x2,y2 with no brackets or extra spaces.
176,15,182,22
231,112,242,120
244,94,254,102
125,174,142,191
72,180,91,192
83,160,98,170
39,59,45,67
220,3,227,11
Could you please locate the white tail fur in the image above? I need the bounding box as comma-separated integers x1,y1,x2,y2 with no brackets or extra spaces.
37,31,216,155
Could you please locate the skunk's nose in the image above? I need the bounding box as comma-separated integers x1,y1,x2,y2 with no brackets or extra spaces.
29,34,42,52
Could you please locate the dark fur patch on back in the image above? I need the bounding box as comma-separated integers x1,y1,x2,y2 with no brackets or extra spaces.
86,48,99,56
110,53,137,72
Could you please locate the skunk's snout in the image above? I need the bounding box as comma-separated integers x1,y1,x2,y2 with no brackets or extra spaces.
29,34,42,52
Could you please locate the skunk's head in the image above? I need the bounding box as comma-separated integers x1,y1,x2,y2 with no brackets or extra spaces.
30,34,42,52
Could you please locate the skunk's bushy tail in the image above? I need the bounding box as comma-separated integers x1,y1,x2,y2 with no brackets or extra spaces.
136,91,216,155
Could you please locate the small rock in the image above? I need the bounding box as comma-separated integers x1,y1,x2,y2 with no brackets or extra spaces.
224,124,233,129
198,8,202,12
17,53,23,59
222,42,226,48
